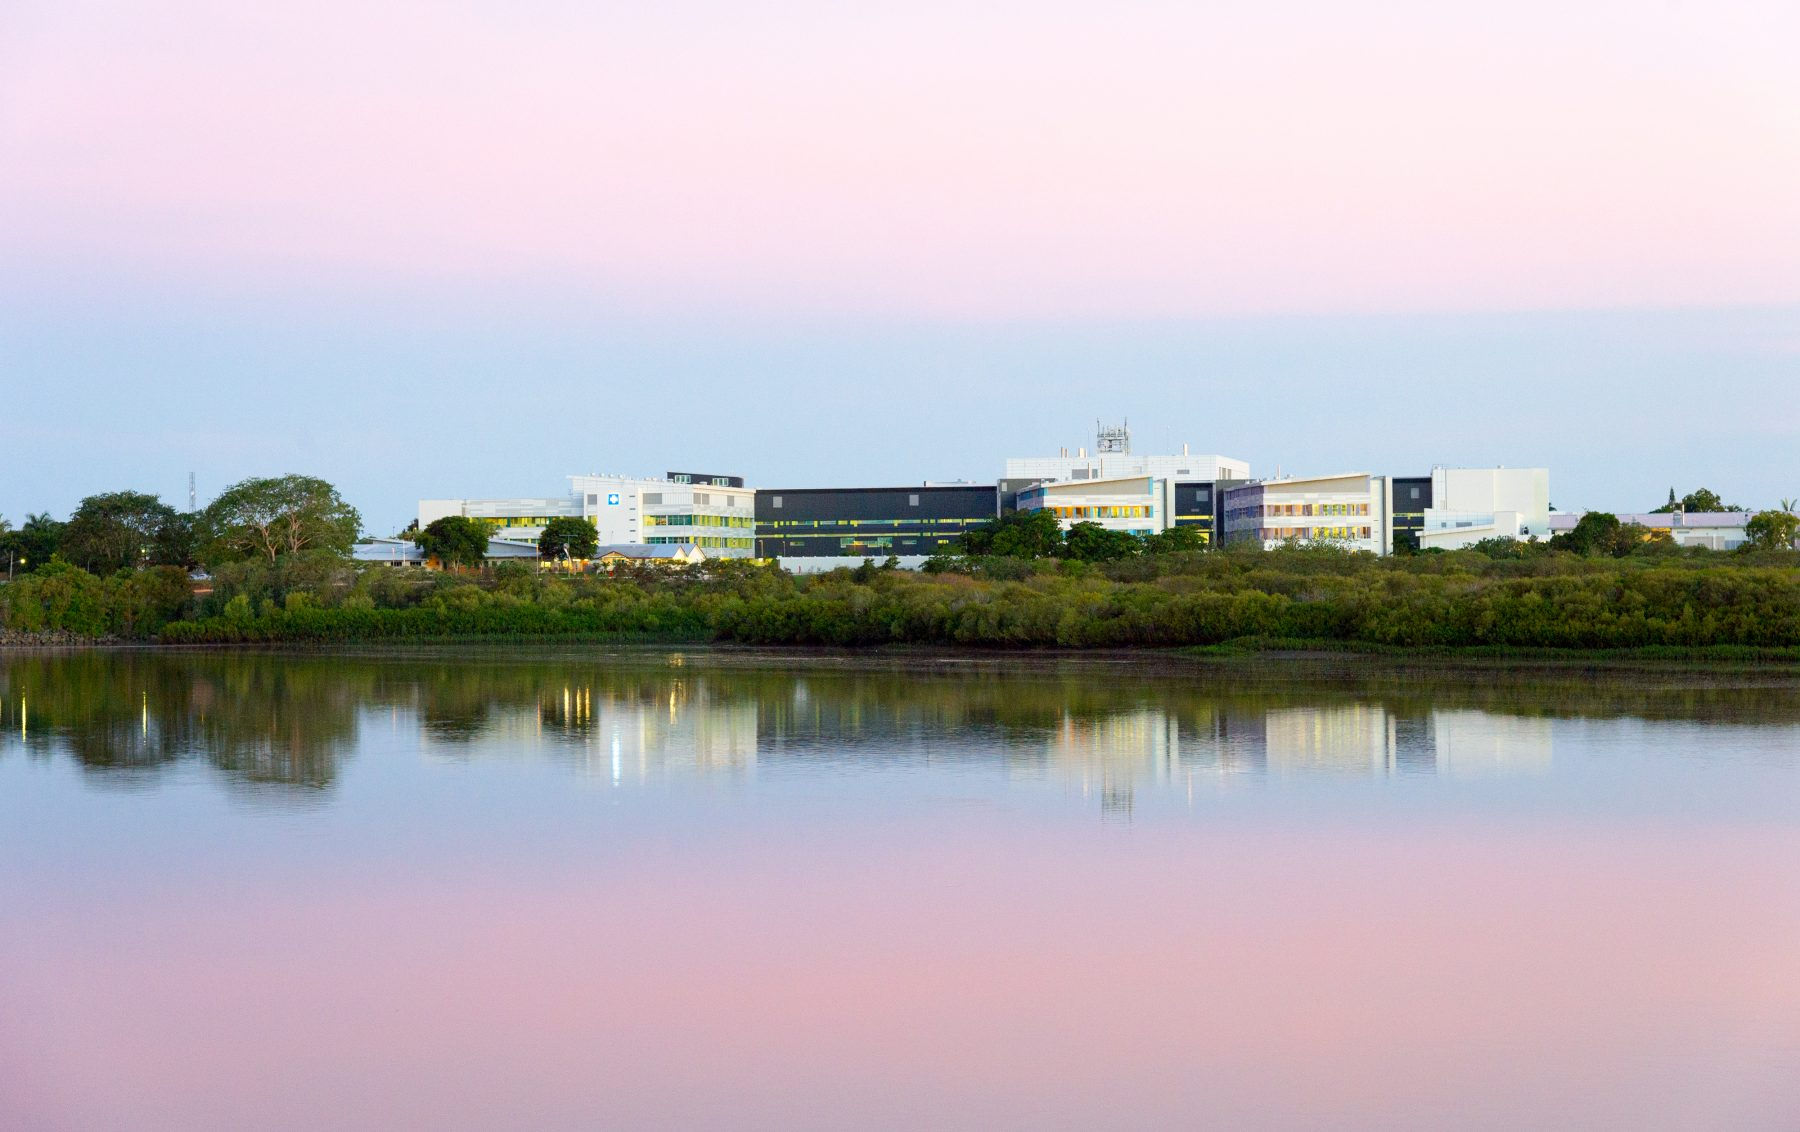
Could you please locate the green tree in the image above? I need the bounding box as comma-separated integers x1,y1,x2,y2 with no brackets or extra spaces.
1743,510,1799,552
538,517,598,562
415,516,492,568
60,491,177,574
1469,536,1532,560
151,511,202,569
1655,487,1741,514
1144,525,1206,555
956,508,1065,558
1609,522,1658,557
1550,511,1620,555
3,513,64,575
1062,522,1142,562
203,475,361,563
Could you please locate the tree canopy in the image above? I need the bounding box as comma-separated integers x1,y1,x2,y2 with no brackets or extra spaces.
955,510,1215,561
1144,525,1206,555
415,516,492,568
0,513,65,574
1062,522,1143,562
1653,487,1742,514
59,491,180,574
1550,511,1621,556
202,475,361,564
538,517,599,561
957,509,1065,558
1744,510,1799,552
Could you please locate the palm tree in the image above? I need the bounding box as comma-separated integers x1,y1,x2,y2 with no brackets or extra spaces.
1781,498,1797,512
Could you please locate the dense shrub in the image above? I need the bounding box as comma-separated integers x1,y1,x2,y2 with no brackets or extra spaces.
4,546,1799,650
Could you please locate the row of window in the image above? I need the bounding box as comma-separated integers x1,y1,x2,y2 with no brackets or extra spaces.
757,535,959,552
1261,502,1370,518
1258,527,1372,540
1042,505,1151,520
640,492,744,508
645,514,754,528
769,494,928,509
761,517,986,529
479,516,566,528
645,536,754,549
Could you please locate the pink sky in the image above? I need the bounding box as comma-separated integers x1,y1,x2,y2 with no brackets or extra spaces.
4,0,1798,318
6,822,1798,1128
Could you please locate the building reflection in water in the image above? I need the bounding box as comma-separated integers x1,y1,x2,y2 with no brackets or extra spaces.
456,678,759,786
1,655,1562,804
1041,704,1554,812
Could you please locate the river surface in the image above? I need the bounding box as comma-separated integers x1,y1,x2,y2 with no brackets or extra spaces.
2,648,1798,1130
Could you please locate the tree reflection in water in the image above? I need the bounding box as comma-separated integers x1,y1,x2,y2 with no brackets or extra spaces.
3,649,1799,803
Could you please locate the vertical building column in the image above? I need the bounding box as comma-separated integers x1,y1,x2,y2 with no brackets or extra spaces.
1377,476,1393,557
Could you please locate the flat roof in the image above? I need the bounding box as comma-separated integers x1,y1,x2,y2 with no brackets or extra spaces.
755,484,996,494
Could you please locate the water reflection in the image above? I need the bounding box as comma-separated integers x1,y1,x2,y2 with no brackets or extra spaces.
3,650,1796,807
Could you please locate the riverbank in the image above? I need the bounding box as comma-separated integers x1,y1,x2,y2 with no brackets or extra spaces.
6,548,1800,652
10,633,1800,679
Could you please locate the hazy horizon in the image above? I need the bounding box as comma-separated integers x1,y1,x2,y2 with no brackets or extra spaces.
4,1,1796,533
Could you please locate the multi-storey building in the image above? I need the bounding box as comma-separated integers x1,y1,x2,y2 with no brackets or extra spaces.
1014,476,1164,537
754,484,999,564
420,471,756,558
1415,467,1550,550
1002,433,1248,502
1001,425,1250,544
1219,473,1390,554
1220,467,1552,556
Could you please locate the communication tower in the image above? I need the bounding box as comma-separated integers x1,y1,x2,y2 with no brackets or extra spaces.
1095,420,1130,455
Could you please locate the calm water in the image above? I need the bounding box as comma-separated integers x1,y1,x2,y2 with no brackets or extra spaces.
3,648,1798,1130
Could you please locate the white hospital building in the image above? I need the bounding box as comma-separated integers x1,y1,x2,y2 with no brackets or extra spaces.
419,471,756,558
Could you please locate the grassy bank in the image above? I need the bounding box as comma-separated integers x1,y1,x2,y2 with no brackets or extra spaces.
4,545,1800,651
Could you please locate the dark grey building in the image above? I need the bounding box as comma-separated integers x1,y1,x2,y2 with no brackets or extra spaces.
1390,476,1433,551
755,485,999,559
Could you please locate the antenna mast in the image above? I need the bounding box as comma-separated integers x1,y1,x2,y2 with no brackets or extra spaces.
1095,419,1130,455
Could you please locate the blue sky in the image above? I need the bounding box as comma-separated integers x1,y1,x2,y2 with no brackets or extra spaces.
4,291,1795,534
3,1,1797,532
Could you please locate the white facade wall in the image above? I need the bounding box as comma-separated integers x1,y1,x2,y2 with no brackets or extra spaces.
1220,473,1389,554
569,475,756,558
1418,467,1551,550
418,473,756,559
1016,475,1168,535
418,496,578,532
1003,451,1250,485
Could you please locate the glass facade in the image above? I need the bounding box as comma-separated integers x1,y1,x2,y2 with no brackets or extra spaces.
1042,505,1151,520
646,535,754,549
755,485,999,558
1172,480,1216,542
1257,525,1372,540
1390,476,1432,551
645,514,754,529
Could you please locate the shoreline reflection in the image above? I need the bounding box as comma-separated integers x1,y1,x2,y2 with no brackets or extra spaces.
1,652,1792,805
